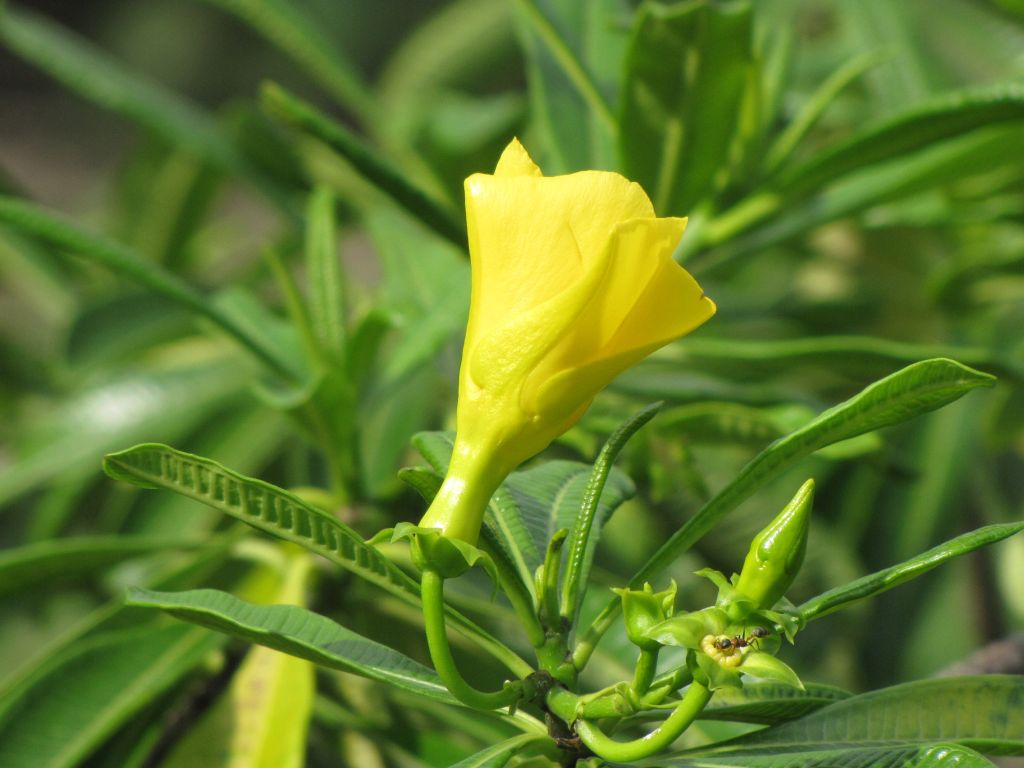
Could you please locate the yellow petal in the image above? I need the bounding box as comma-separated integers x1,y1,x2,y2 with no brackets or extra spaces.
494,137,542,177
463,170,655,362
529,217,688,389
531,218,715,417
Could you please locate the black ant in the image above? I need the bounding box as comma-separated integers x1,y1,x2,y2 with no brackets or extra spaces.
715,626,771,652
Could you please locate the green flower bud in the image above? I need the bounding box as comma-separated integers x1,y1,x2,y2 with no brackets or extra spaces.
613,581,677,651
734,479,814,610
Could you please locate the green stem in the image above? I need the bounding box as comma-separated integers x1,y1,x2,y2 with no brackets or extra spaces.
574,683,712,763
421,569,525,710
632,648,658,697
644,665,693,706
477,537,545,649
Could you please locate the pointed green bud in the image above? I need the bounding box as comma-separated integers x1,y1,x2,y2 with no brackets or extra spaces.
734,479,814,610
613,581,677,651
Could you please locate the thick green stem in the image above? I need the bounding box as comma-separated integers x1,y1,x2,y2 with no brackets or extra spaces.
574,683,712,763
421,569,525,710
645,665,693,706
632,648,658,697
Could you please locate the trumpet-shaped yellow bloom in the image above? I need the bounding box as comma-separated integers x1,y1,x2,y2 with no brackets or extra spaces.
418,139,715,544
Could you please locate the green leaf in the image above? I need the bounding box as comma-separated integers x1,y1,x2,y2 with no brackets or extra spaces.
0,198,296,379
763,52,884,176
513,0,625,171
577,359,995,666
0,6,280,204
561,403,657,622
127,587,456,703
620,0,754,214
261,82,465,249
0,624,222,768
103,443,528,674
398,466,444,503
0,536,206,598
0,357,247,506
700,682,852,726
702,123,1024,264
682,677,1024,757
798,522,1024,622
305,185,347,361
668,336,1024,384
193,0,377,124
631,359,993,588
104,442,420,600
778,82,1024,196
653,743,998,768
449,734,547,767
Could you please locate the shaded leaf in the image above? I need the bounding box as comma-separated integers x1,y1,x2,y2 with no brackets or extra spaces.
127,587,456,703
683,677,1024,756
0,625,221,768
700,682,852,726
621,0,754,213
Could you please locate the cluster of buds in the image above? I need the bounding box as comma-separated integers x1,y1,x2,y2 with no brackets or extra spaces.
620,479,815,693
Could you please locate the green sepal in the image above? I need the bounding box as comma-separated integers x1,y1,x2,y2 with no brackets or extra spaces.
613,580,678,651
694,649,743,691
695,568,757,623
392,523,497,581
365,527,394,547
648,606,729,649
739,651,804,690
755,600,804,643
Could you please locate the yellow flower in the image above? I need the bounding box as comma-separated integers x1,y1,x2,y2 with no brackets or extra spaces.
418,139,715,544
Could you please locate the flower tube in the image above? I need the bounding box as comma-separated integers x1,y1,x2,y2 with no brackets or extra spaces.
419,139,716,544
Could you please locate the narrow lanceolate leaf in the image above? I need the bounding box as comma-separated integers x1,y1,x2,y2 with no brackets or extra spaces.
194,0,378,125
104,443,528,674
576,359,995,667
798,522,1024,622
655,743,998,768
104,443,420,600
620,0,754,214
629,359,993,589
700,682,852,726
762,52,884,175
0,535,207,598
0,624,222,768
260,82,465,249
305,186,347,360
561,403,658,622
681,677,1024,757
778,82,1024,196
127,587,456,704
0,6,279,203
0,198,295,379
512,0,626,171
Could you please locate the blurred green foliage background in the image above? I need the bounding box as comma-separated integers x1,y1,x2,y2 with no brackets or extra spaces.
1,0,1023,765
